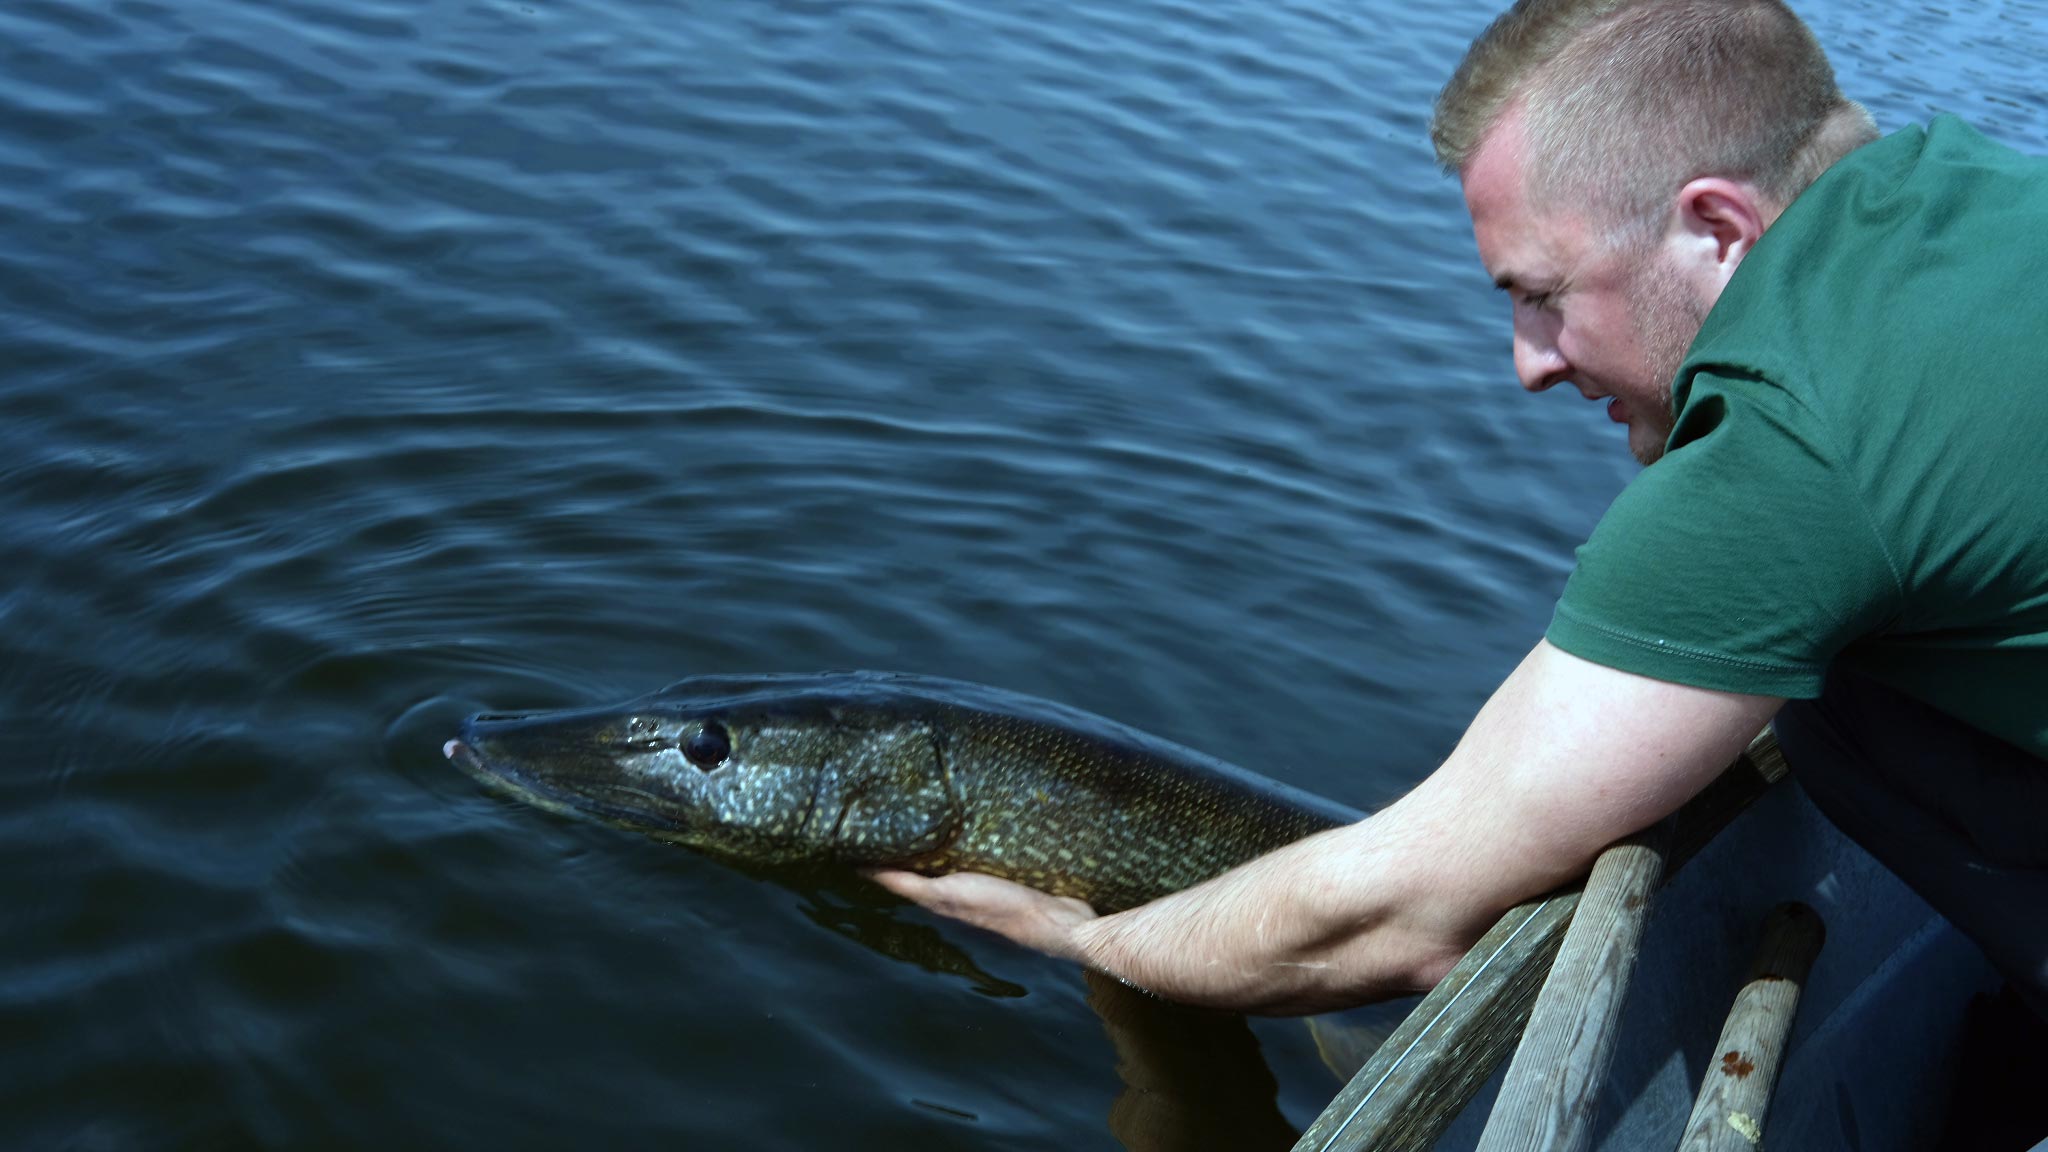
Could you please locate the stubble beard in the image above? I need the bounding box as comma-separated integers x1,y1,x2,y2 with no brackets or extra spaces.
1622,255,1708,466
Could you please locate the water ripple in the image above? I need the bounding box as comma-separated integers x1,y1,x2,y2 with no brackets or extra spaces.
0,0,2041,1146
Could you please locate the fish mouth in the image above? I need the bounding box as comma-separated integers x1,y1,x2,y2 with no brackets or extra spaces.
442,736,532,798
443,734,585,821
443,737,484,772
443,728,690,834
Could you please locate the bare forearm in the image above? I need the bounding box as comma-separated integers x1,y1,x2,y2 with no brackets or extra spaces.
878,643,1782,1015
1070,813,1492,1015
1058,646,1780,1012
873,806,1482,1015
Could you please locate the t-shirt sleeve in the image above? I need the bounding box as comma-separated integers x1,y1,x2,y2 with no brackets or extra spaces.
1545,369,1904,698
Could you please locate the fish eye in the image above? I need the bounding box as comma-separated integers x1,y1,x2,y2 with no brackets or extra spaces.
683,721,731,770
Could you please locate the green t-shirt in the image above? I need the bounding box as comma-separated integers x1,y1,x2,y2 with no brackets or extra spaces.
1547,116,2048,760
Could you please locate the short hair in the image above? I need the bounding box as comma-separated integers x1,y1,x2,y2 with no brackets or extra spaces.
1432,0,1878,244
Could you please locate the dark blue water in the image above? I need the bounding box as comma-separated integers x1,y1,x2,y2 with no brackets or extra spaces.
3,0,2042,1147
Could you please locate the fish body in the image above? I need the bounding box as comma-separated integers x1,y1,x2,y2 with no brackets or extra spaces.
446,671,1358,912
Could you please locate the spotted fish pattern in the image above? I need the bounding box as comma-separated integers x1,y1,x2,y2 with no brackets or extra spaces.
446,671,1360,912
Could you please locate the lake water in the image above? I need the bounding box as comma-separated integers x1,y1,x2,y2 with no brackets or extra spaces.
3,0,2043,1147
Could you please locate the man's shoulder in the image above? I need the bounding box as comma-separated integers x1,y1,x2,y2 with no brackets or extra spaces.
1678,115,2047,419
1788,114,2045,219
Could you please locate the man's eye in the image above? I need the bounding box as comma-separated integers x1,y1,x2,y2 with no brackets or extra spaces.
1523,291,1554,311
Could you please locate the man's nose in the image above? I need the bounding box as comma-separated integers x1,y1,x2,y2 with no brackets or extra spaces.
1513,327,1569,393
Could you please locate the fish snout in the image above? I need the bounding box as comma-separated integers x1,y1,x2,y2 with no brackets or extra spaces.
442,711,567,780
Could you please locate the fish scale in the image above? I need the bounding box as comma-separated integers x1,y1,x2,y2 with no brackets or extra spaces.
447,671,1361,913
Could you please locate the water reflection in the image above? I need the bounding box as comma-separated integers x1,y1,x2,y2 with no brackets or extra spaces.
1088,971,1299,1152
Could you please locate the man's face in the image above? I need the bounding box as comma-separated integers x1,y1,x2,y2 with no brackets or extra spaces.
1460,116,1706,465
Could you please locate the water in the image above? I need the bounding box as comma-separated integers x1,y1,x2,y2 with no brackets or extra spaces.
2,0,2042,1147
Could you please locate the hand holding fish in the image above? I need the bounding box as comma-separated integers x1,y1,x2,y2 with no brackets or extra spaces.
448,648,1778,1013
867,868,1100,961
857,644,1783,1016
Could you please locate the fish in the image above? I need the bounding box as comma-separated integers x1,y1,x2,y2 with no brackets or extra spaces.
444,671,1359,912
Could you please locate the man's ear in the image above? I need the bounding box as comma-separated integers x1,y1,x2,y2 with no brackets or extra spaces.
1669,177,1770,298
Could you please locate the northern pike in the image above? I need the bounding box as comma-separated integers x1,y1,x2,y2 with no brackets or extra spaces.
444,671,1359,912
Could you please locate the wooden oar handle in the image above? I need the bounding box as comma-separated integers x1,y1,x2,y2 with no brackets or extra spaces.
1675,902,1825,1151
1475,820,1673,1152
1295,726,1786,1152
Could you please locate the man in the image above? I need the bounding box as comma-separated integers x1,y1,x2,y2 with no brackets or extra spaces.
875,0,2048,1020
